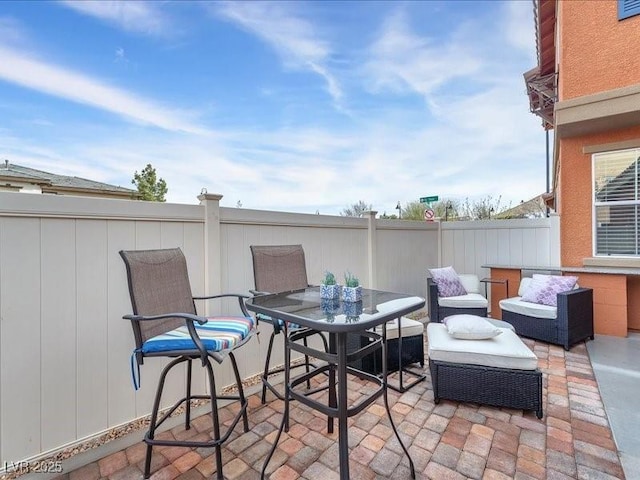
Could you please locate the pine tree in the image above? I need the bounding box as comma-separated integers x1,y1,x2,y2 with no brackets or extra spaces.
132,164,168,202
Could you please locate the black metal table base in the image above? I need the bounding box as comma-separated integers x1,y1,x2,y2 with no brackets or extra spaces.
387,365,426,393
260,327,416,480
385,317,426,393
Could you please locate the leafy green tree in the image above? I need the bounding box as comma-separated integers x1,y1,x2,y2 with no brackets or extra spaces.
340,200,372,217
132,164,168,202
432,199,461,221
400,200,427,220
399,199,460,221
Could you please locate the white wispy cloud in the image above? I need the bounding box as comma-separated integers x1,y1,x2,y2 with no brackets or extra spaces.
213,1,344,106
114,46,131,65
355,4,544,207
0,45,210,135
59,1,172,37
363,10,484,102
504,0,537,56
0,16,27,45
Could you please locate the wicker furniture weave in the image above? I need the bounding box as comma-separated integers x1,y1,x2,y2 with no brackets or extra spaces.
429,359,543,418
353,332,424,374
500,287,594,350
120,248,255,480
428,277,488,322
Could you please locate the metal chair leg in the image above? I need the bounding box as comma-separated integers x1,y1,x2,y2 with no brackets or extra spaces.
229,351,249,432
144,356,183,479
303,336,312,390
185,359,192,430
205,359,224,480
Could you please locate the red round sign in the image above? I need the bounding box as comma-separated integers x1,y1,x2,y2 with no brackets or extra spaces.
424,208,435,221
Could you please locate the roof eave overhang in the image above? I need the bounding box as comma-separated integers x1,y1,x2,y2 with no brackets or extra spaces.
525,0,557,130
41,185,141,199
555,83,640,138
0,174,52,186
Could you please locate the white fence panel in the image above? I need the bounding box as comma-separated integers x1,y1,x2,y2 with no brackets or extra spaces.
375,221,439,298
76,220,109,440
439,218,560,280
41,219,77,452
1,217,42,461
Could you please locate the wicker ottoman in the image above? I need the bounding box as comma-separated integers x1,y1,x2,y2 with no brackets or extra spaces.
427,322,543,418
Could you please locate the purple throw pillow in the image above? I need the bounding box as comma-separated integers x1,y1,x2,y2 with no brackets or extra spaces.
429,266,467,298
520,274,578,307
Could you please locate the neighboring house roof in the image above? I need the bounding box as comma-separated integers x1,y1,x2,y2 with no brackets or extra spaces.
596,157,640,201
494,194,548,219
0,161,140,199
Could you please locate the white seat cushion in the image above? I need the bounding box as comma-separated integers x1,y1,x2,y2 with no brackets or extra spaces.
427,322,538,371
518,277,533,296
438,292,488,309
375,317,424,340
499,296,557,320
457,274,481,294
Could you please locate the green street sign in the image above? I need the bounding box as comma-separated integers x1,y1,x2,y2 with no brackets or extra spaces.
420,196,438,203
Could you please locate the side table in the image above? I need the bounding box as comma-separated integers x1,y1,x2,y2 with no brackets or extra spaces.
480,278,509,318
480,277,509,298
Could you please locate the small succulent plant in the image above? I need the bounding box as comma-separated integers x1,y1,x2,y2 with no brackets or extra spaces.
322,271,337,285
344,271,360,288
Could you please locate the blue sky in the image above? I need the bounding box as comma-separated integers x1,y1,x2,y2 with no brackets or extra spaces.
0,1,546,215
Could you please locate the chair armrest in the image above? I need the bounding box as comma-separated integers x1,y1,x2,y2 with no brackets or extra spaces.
427,278,440,322
556,287,594,348
123,312,207,325
249,289,271,296
193,293,251,316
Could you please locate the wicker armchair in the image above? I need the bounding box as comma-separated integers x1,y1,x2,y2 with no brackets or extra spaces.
499,277,594,350
428,274,488,322
120,248,255,480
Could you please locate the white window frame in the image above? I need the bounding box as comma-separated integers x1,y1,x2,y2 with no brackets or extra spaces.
592,147,640,257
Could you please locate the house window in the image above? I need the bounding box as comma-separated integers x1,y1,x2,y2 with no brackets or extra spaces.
593,148,640,256
619,0,640,20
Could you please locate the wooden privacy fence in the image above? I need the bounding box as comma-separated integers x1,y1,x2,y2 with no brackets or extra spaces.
0,191,558,466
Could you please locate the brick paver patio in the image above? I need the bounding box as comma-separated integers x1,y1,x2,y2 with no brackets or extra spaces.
53,338,625,480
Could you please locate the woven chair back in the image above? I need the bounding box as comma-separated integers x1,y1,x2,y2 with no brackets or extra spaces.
250,244,309,293
120,248,196,346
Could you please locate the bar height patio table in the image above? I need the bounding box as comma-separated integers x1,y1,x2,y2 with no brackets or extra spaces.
246,287,425,480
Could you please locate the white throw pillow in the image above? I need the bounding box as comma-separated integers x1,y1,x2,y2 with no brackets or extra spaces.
442,314,502,340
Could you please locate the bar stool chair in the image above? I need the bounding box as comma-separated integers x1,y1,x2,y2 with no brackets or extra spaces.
250,244,329,404
120,248,255,480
